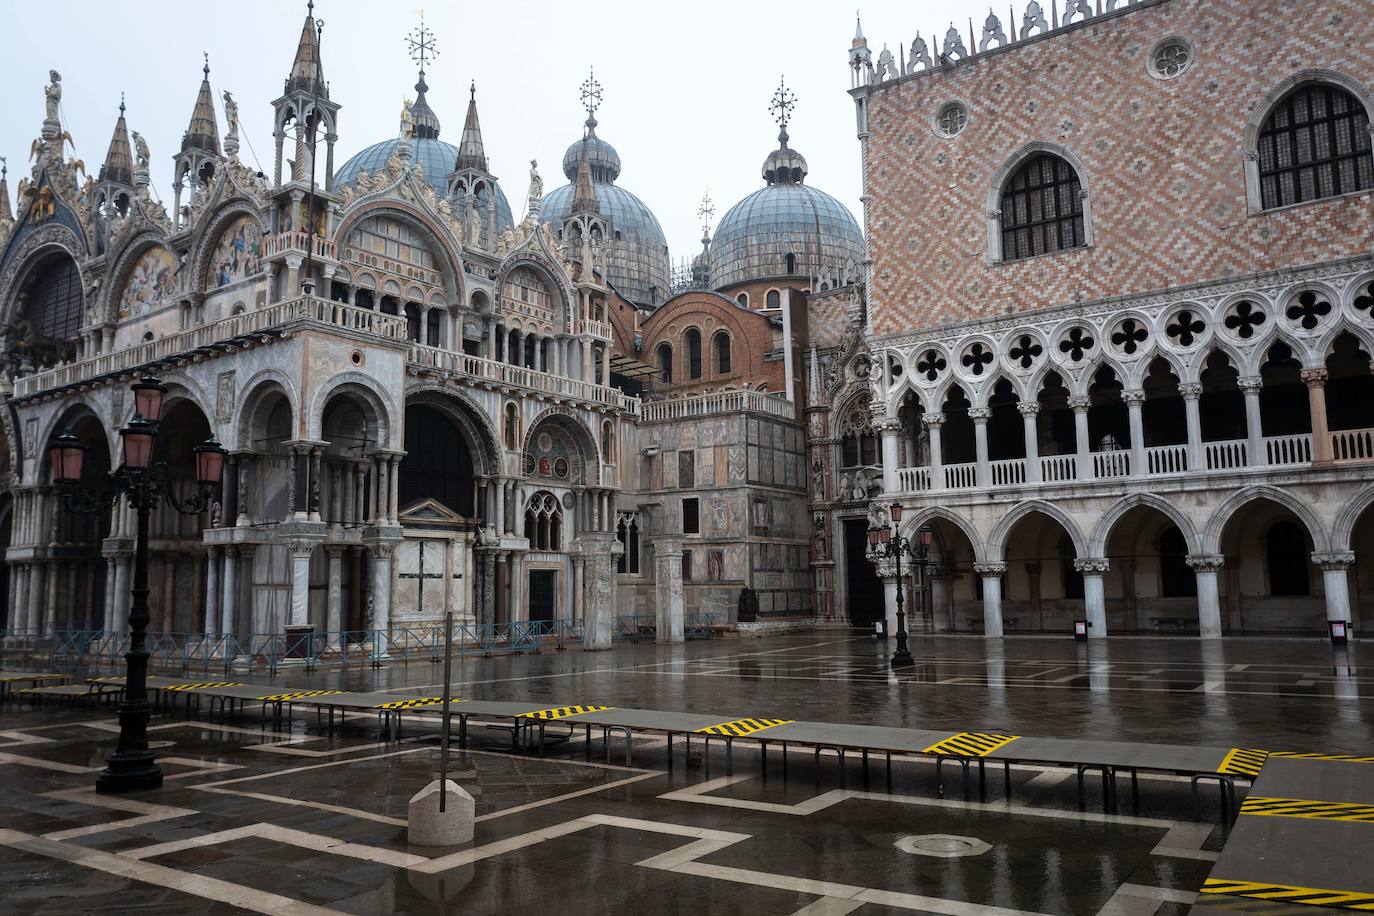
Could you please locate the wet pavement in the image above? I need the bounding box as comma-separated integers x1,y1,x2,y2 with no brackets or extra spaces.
1,631,1369,914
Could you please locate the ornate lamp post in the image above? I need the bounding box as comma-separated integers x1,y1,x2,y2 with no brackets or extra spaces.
49,375,225,793
868,502,933,669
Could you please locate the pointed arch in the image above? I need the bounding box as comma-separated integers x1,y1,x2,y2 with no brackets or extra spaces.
1202,484,1331,553
987,499,1089,562
900,505,986,563
1088,493,1200,557
1333,483,1374,551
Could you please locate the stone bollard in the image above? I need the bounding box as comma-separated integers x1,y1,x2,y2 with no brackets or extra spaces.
407,779,474,847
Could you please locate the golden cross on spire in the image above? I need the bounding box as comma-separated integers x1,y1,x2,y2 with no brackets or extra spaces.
698,189,714,238
580,67,603,121
406,11,439,73
770,76,797,130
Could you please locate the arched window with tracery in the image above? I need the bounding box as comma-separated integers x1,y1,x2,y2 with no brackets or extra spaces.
524,491,563,551
21,255,84,358
999,153,1085,261
685,329,702,379
616,513,640,574
656,343,673,383
1257,83,1372,210
600,420,615,464
838,403,878,468
713,331,732,375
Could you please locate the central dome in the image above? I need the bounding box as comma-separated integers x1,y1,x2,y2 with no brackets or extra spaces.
334,138,514,232
540,120,669,306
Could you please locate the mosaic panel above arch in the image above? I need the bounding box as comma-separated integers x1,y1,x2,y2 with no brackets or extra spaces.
522,425,581,484
207,215,264,289
117,246,176,318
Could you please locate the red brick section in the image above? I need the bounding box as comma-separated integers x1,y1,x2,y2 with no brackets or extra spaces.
862,0,1374,337
637,290,786,396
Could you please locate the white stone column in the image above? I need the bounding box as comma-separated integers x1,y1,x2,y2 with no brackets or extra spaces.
326,546,344,642
878,418,901,493
652,537,685,642
220,547,238,637
969,408,991,488
507,553,525,622
1239,376,1265,467
1070,396,1092,479
1313,551,1356,627
1123,388,1147,476
389,456,401,525
923,413,945,491
102,556,118,632
1303,369,1332,463
974,562,1006,637
288,541,313,628
1179,383,1203,471
1075,558,1109,638
205,547,221,637
1187,554,1225,638
114,556,132,633
1019,402,1041,483
371,543,394,634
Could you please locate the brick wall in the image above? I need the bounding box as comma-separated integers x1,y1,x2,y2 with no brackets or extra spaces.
862,0,1374,337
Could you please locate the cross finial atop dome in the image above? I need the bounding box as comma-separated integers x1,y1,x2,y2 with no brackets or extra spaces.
580,67,602,130
404,13,442,140
406,11,439,74
770,76,796,134
698,189,715,243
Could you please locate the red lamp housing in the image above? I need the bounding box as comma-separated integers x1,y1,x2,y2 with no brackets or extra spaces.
131,376,167,421
194,437,227,487
879,526,891,544
867,526,879,547
889,502,903,524
919,526,935,547
120,417,158,470
48,430,86,483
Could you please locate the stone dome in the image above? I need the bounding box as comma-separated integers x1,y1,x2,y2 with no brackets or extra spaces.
334,137,514,232
709,129,863,289
540,123,670,306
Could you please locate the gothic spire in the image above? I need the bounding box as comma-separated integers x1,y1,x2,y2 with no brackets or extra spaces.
99,96,134,186
456,82,488,171
571,140,598,214
182,55,221,154
0,158,12,223
287,0,327,97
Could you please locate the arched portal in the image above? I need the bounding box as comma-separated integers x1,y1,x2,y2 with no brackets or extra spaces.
998,509,1088,633
1100,502,1200,633
1216,496,1325,633
43,406,112,633
399,404,478,518
148,398,213,633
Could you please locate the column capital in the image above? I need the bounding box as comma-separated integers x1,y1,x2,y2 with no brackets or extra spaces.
967,408,992,422
1016,401,1041,418
324,545,347,559
1300,367,1329,387
1237,375,1263,393
1073,557,1110,574
1178,382,1203,399
1311,550,1355,571
873,417,902,434
285,538,318,557
973,561,1007,576
1185,553,1226,572
1068,395,1091,411
1122,388,1146,407
921,412,945,428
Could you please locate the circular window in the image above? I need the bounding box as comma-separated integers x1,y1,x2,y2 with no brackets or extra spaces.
1148,37,1194,80
933,101,968,139
350,350,365,367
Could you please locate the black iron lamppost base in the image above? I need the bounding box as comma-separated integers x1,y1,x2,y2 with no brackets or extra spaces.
890,651,915,668
97,757,164,794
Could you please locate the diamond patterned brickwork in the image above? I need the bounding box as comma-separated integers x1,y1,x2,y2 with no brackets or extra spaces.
862,0,1374,338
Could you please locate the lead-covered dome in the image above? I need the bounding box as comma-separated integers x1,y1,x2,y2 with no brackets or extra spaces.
335,137,514,232
709,126,864,290
540,117,669,306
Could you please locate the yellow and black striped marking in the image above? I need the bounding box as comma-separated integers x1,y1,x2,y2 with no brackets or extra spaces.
694,718,794,737
519,705,612,721
1241,796,1374,824
160,682,244,692
374,696,464,710
1218,747,1270,777
257,690,344,702
1202,877,1374,910
923,732,1020,758
1270,751,1374,765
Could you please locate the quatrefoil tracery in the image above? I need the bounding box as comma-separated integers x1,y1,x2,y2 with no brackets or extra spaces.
1110,318,1149,355
1286,290,1332,331
1008,334,1043,369
915,349,947,382
1224,300,1266,339
1355,281,1374,317
961,342,995,376
1166,309,1206,347
1058,326,1095,362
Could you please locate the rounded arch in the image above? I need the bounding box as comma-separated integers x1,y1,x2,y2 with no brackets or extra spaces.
0,222,89,330
1243,68,1374,213
900,505,987,563
308,372,396,448
99,231,176,324
403,385,501,477
1202,484,1331,553
522,408,599,484
493,250,572,330
1088,493,1201,557
984,141,1095,263
39,399,115,478
335,199,467,305
189,201,267,296
987,499,1089,562
233,370,299,450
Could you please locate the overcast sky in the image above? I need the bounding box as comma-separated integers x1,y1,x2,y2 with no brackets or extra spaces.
2,0,971,260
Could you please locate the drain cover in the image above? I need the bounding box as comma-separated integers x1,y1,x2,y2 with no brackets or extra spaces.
895,834,990,858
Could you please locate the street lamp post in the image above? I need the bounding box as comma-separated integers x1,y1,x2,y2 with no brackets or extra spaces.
868,502,934,669
49,375,225,793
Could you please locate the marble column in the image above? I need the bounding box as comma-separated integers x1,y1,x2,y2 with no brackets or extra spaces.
32,562,48,637
1019,402,1041,483
388,457,401,525
205,547,221,637
1312,551,1356,627
288,542,313,628
974,562,1006,637
114,556,132,633
923,413,945,491
878,418,901,493
1070,396,1092,479
481,551,496,627
103,555,118,632
1303,369,1332,463
969,408,992,488
651,537,684,643
508,553,525,622
1075,558,1110,638
1187,554,1225,638
1123,388,1147,476
221,547,238,637
1239,376,1265,467
370,543,394,634
326,546,344,643
1179,383,1203,471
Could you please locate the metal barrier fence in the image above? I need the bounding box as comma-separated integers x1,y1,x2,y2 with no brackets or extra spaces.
48,615,717,675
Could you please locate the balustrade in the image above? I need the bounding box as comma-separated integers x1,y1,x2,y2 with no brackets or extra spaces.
1264,433,1313,467
639,389,793,421
943,462,977,490
896,466,931,492
1331,427,1374,461
989,458,1026,487
1205,439,1247,471
1091,450,1131,479
1145,443,1188,475
1039,455,1077,483
409,343,641,415
264,231,337,261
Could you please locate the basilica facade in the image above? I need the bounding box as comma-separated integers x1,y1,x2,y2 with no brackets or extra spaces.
0,5,863,647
